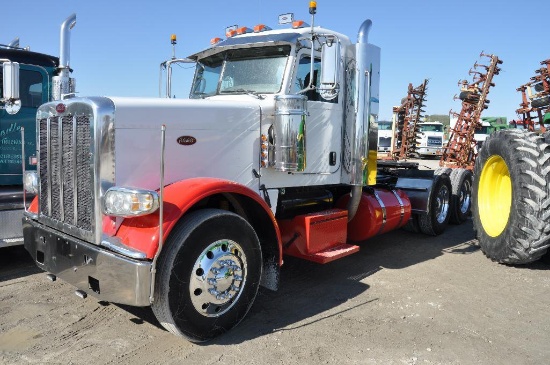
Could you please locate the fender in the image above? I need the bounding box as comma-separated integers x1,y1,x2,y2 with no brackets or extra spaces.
113,177,282,261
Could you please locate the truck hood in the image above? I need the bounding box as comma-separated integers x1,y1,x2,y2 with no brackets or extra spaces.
110,96,262,130
108,96,264,191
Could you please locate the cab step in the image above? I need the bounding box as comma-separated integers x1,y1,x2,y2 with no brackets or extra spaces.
285,243,360,264
279,209,360,264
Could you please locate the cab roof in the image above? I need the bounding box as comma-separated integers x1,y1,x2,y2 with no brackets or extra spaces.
189,26,351,61
0,47,58,68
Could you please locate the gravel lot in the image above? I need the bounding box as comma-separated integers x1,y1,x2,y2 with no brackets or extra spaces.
1,159,549,364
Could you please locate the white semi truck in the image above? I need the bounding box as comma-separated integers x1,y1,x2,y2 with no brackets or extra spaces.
377,120,393,152
0,15,76,247
416,121,444,157
17,3,454,341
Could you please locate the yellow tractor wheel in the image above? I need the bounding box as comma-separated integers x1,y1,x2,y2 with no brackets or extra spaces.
472,129,550,264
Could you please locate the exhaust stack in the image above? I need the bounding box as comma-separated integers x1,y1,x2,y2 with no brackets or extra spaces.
8,38,20,48
52,14,77,100
347,19,373,221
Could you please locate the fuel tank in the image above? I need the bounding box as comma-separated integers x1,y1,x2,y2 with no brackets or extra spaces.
337,188,411,242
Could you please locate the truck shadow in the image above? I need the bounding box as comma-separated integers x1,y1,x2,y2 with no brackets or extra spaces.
211,219,481,344
0,245,41,282
113,219,548,342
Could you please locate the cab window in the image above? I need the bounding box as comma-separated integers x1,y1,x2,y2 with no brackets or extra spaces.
293,55,336,103
20,70,44,108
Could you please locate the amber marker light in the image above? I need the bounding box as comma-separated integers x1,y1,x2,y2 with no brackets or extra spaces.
292,20,307,29
253,24,272,33
171,34,177,45
309,1,317,14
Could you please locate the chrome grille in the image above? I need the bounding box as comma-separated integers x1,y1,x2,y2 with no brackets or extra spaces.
378,136,391,147
39,116,93,232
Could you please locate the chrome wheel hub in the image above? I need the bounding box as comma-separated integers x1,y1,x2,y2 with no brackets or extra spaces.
435,185,450,224
190,239,247,317
459,179,471,214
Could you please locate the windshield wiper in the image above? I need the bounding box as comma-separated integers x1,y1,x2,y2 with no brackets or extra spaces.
220,89,264,99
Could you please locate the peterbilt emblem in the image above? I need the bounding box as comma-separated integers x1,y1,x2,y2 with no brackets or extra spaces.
177,136,197,145
56,103,66,113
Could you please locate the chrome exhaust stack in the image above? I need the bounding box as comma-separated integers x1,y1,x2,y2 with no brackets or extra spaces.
52,14,77,100
7,37,20,48
347,19,373,221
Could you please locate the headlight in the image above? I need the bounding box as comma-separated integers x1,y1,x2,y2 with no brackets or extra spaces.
103,187,159,217
23,171,39,194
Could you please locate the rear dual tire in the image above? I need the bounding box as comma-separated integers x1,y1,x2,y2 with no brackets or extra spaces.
449,168,473,224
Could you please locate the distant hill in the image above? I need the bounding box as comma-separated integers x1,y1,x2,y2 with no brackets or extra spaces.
424,114,450,126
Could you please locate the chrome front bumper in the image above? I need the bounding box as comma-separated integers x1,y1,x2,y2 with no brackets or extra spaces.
23,216,152,306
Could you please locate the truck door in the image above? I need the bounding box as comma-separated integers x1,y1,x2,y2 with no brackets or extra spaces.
292,51,342,174
0,65,47,185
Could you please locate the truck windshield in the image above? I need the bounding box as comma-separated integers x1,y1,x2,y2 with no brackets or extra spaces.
419,124,443,132
378,122,392,130
190,45,290,98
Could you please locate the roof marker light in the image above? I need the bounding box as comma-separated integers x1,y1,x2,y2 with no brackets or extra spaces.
225,25,238,38
236,26,252,35
292,20,310,29
253,24,272,33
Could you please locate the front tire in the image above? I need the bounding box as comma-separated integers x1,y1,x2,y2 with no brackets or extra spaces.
472,130,550,264
152,209,262,342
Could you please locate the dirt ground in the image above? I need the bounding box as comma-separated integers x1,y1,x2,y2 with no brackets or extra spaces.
1,160,549,365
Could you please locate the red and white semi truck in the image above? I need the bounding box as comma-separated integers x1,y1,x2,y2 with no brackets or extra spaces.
18,3,453,341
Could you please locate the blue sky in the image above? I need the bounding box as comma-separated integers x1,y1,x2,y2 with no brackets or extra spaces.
3,0,548,122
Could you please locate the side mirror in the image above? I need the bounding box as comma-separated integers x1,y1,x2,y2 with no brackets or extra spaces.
2,61,21,114
319,38,340,100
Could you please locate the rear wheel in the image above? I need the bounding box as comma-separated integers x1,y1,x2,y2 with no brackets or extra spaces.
418,173,452,235
449,168,473,224
152,209,262,342
472,130,550,264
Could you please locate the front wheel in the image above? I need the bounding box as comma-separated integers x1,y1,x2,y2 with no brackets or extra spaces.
472,130,550,264
152,209,262,342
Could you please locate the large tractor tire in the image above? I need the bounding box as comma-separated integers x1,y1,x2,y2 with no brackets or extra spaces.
472,130,550,264
152,209,262,342
418,173,452,236
449,168,473,224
